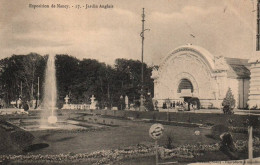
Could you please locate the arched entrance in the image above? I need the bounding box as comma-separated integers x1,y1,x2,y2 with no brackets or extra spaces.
178,78,193,93
152,45,221,109
177,78,200,110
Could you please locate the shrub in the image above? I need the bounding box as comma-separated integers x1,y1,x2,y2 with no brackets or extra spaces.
222,88,235,114
144,96,154,111
219,132,236,152
165,136,174,149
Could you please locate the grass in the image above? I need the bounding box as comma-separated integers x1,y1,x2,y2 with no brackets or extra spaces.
0,110,260,164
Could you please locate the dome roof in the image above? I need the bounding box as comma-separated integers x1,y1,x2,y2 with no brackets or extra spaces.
160,44,216,70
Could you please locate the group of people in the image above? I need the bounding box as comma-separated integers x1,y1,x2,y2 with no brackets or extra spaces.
16,98,30,111
161,99,199,111
162,100,185,109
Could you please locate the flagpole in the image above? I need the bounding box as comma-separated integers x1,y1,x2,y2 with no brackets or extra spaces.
140,8,150,111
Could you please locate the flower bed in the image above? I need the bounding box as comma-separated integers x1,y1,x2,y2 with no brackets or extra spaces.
0,143,221,164
235,137,260,152
159,137,260,160
229,126,260,135
1,139,260,164
34,127,109,133
0,144,153,165
159,143,220,160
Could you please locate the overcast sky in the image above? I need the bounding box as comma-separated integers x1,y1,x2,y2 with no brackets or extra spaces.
0,0,257,65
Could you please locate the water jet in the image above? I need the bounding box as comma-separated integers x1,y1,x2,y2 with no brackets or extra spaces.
40,54,58,126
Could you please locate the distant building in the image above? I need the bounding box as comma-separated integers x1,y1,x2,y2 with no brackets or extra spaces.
151,44,251,109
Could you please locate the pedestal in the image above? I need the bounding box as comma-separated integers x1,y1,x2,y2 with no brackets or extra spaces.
62,104,70,109
139,95,146,111
90,101,97,110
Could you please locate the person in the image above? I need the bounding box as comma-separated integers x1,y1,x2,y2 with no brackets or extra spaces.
23,101,29,111
162,102,167,109
154,100,158,111
17,98,22,109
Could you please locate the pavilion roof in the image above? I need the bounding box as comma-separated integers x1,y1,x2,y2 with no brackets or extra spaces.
224,57,250,79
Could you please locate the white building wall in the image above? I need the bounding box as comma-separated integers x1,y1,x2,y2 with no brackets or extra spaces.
236,79,250,109
244,79,250,108
227,78,239,108
152,45,250,110
248,62,260,109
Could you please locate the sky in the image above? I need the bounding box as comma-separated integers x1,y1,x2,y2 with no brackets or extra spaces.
0,0,257,65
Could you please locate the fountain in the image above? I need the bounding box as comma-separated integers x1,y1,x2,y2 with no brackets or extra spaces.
9,54,91,131
40,54,58,127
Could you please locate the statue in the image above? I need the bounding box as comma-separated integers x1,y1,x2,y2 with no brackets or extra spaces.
151,68,159,79
90,95,97,110
62,95,70,109
64,95,70,104
125,95,129,109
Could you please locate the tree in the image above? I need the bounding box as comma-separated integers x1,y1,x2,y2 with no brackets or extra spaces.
0,54,154,109
144,95,154,111
113,58,154,108
222,87,235,114
0,53,46,106
0,56,22,104
55,56,109,107
55,55,80,105
20,53,45,100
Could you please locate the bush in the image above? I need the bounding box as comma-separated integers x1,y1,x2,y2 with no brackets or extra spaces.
165,136,174,149
219,132,236,152
222,88,235,114
144,96,154,111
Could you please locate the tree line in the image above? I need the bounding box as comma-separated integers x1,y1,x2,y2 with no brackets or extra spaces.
0,53,154,109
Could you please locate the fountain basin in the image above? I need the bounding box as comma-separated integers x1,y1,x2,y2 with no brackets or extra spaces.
9,118,92,132
48,115,57,124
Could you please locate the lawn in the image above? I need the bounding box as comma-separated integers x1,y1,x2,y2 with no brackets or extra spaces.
0,110,259,164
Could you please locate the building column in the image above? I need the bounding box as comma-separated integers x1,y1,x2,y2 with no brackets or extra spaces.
248,60,260,109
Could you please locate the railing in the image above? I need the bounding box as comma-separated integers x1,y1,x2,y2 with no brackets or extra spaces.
62,104,90,110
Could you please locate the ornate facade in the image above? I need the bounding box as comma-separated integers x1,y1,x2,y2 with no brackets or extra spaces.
152,44,250,109
248,54,260,109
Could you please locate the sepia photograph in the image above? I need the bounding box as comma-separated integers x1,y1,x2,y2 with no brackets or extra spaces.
0,0,260,164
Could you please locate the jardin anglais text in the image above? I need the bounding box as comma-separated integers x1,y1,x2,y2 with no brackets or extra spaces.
28,3,114,9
